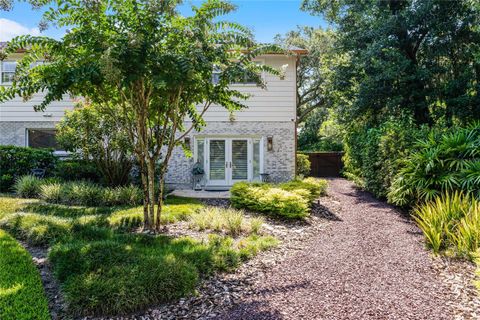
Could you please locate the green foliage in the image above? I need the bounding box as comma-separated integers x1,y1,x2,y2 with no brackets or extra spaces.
18,178,144,207
296,153,311,176
388,123,480,206
13,175,43,198
303,0,480,126
414,192,479,258
231,182,310,219
342,119,429,199
238,235,279,260
279,177,328,202
0,146,57,192
298,109,344,152
57,103,133,187
475,251,480,292
188,207,263,236
108,196,204,230
0,230,50,320
53,159,101,184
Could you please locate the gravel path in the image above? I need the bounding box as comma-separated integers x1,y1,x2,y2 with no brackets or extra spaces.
217,178,455,320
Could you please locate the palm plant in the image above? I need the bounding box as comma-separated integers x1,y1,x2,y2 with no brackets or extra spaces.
388,122,480,207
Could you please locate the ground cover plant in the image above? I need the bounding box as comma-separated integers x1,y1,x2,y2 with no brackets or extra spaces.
230,178,328,219
14,176,143,207
414,192,480,258
0,195,278,316
0,230,50,320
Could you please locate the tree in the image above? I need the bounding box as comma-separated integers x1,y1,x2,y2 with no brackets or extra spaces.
0,0,280,231
275,27,337,124
57,102,133,187
302,0,480,127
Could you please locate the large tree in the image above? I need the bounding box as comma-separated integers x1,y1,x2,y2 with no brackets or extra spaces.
0,0,280,231
302,0,480,127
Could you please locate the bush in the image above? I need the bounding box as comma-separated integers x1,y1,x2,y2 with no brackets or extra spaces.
388,123,480,206
39,183,63,203
0,146,57,192
230,182,310,219
238,235,279,260
188,207,258,236
0,230,50,320
296,153,311,176
414,192,480,257
279,177,328,201
13,175,43,198
343,119,428,199
53,159,101,183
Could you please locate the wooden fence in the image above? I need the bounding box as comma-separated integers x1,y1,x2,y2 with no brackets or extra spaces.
305,152,344,177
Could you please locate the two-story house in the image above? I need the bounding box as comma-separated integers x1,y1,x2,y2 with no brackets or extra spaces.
0,41,306,189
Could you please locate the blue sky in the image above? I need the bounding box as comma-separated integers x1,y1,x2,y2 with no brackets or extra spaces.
0,0,327,43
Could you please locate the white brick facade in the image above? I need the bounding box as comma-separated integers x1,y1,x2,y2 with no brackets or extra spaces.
165,121,296,189
0,121,56,146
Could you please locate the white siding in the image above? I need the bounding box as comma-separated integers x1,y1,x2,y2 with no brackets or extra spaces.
0,54,297,123
0,92,74,122
201,55,297,122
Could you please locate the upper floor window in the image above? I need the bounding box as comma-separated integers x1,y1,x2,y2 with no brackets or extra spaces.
1,61,17,84
231,60,264,85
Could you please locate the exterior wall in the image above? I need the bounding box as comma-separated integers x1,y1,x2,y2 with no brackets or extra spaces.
0,92,74,122
200,55,297,122
165,121,296,189
0,121,56,146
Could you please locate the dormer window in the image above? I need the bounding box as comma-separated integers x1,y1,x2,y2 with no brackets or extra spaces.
1,61,16,84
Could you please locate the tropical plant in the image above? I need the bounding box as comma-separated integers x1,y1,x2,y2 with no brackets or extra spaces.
414,192,479,257
0,0,281,232
388,123,480,206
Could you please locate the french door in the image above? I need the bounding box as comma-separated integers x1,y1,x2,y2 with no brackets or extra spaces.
206,138,251,186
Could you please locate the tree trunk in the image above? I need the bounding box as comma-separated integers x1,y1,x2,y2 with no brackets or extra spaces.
147,157,156,230
155,175,165,231
139,157,150,230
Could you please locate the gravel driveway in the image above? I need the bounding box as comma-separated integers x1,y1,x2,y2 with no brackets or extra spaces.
217,178,454,320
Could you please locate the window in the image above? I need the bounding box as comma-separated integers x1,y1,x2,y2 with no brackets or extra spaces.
195,138,205,168
231,61,263,85
27,129,61,150
1,61,16,84
212,66,221,85
253,139,261,180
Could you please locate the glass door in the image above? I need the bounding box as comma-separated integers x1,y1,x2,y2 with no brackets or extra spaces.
230,139,249,183
208,139,227,185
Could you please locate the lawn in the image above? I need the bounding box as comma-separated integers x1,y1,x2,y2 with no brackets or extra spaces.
0,229,50,320
0,195,278,317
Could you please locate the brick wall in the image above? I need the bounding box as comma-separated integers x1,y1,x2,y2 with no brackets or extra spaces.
0,121,56,146
165,121,296,189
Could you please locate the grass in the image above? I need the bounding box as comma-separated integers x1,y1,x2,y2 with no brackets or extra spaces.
0,230,50,320
0,194,277,317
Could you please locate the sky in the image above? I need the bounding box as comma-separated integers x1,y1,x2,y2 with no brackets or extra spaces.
0,0,327,43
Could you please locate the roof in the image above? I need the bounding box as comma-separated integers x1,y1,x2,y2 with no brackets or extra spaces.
0,41,307,55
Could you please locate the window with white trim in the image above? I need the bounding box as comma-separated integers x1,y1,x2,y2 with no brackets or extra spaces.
252,138,262,180
231,61,264,85
1,61,17,84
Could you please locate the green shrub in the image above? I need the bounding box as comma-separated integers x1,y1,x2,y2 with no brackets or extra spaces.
188,207,251,236
223,209,244,236
414,192,480,257
53,159,101,183
0,230,50,320
13,175,43,198
230,182,310,219
343,119,429,199
279,177,328,201
389,123,480,206
0,146,57,192
296,153,311,176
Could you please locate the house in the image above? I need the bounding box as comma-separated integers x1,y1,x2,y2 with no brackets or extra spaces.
0,41,306,189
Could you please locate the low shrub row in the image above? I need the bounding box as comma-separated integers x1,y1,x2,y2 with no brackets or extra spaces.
230,178,328,219
0,230,50,320
14,175,142,206
414,192,479,258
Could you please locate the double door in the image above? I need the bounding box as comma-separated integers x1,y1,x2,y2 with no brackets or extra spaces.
207,138,250,186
